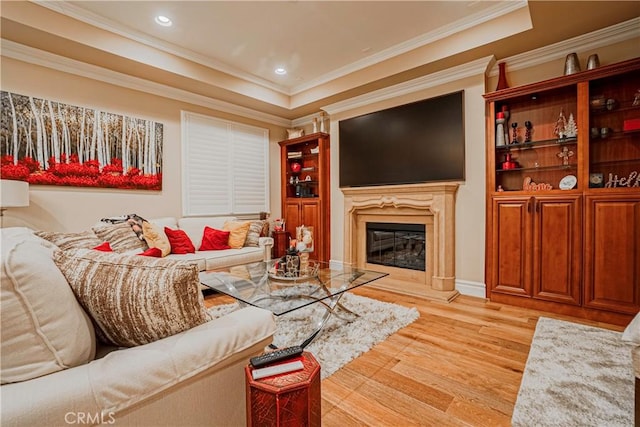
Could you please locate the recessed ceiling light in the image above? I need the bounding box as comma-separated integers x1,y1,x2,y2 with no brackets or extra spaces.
274,67,287,75
155,15,172,27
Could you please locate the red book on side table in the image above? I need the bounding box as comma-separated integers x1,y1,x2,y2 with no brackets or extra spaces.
245,351,321,427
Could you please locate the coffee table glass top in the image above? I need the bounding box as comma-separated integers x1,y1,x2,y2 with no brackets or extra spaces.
199,260,388,316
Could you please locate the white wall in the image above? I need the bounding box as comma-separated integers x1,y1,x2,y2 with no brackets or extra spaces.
0,57,286,231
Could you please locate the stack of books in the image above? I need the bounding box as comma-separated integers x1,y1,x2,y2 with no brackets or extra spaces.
287,151,302,159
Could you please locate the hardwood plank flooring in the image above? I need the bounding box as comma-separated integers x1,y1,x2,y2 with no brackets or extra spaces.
204,287,625,426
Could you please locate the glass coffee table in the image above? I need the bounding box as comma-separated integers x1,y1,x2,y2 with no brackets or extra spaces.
199,259,388,348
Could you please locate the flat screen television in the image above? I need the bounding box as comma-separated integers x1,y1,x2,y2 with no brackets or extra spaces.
339,90,465,187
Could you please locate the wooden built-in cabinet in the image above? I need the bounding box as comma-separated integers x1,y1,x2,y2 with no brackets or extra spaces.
485,57,640,326
279,132,330,263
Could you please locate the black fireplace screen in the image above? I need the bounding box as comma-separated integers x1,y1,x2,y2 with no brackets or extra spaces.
366,222,426,271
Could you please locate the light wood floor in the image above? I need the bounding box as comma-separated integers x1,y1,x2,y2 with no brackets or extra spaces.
204,287,624,427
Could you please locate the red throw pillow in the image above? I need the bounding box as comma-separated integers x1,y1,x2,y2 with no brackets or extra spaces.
93,242,113,252
200,226,231,251
164,227,196,254
138,247,162,257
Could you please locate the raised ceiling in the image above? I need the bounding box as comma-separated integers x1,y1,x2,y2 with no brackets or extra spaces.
1,1,639,120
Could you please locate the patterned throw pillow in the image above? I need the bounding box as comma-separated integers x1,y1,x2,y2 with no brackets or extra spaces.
53,250,211,347
35,230,102,251
199,226,231,251
164,227,196,254
223,221,251,249
92,223,148,252
244,220,267,247
142,221,171,257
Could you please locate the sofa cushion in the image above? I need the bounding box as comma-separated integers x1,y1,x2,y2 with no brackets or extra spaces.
142,221,171,257
35,229,102,251
244,220,268,247
622,312,640,345
139,247,163,257
178,216,237,250
53,250,211,347
164,227,196,254
1,229,96,384
93,222,148,252
93,241,113,252
223,220,251,249
199,226,231,251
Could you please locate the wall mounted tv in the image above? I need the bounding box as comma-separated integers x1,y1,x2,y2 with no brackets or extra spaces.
339,90,465,187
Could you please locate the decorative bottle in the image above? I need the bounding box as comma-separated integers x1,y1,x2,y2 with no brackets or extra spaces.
496,112,506,147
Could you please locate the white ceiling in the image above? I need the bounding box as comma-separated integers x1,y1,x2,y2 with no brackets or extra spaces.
47,0,522,95
4,1,639,119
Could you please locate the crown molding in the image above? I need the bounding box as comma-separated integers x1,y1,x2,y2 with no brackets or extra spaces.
33,0,289,95
1,39,292,128
489,17,640,76
290,1,527,95
322,55,493,116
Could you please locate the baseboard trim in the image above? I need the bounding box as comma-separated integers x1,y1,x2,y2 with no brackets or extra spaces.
455,279,486,299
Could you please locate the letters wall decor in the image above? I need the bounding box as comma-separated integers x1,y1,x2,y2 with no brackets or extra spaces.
0,91,163,190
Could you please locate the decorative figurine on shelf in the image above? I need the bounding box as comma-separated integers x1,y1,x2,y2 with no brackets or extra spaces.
312,117,319,133
319,112,327,133
557,146,574,166
565,113,577,138
554,108,567,140
633,89,640,107
511,122,519,144
524,121,533,143
290,161,302,174
496,112,506,147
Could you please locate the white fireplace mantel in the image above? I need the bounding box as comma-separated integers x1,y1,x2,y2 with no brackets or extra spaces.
342,182,459,301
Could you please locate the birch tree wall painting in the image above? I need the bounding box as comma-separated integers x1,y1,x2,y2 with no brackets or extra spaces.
0,91,163,190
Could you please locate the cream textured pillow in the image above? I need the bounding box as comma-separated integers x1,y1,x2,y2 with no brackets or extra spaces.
53,250,211,347
1,233,96,384
244,220,267,247
223,220,251,249
142,221,171,257
35,230,102,251
92,222,148,252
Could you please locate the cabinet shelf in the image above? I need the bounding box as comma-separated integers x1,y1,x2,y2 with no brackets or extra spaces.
590,101,640,115
497,137,577,152
496,164,577,173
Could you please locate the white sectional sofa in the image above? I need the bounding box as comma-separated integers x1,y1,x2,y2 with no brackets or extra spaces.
153,216,273,271
0,221,276,427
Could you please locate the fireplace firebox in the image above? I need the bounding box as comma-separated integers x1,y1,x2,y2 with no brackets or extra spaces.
366,222,426,271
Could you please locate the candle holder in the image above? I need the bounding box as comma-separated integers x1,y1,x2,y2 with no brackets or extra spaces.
524,121,533,143
511,122,518,144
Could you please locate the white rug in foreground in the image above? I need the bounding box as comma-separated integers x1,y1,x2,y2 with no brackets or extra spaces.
209,293,419,379
512,317,634,427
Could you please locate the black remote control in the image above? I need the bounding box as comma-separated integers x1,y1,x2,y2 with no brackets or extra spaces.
250,346,303,368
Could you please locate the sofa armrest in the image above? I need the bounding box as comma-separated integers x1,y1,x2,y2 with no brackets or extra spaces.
1,307,275,427
258,237,273,261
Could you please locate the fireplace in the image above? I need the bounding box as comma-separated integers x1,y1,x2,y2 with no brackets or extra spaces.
342,182,459,302
366,222,426,271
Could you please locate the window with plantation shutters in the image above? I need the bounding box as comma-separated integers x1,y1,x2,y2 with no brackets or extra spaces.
181,111,269,216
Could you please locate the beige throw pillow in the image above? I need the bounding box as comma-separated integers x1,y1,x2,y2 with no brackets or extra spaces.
244,220,267,247
142,221,171,257
223,221,251,249
1,235,95,384
35,230,102,251
53,250,211,347
92,222,148,252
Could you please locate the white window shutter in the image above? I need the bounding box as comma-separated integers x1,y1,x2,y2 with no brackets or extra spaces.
182,112,269,217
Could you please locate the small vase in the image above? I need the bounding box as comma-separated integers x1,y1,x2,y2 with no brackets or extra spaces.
564,53,581,75
496,62,509,91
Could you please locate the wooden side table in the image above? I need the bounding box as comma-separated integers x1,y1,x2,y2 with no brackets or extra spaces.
245,352,321,427
272,231,290,259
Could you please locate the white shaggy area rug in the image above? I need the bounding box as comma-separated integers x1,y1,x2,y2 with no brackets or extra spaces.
209,293,419,379
512,317,634,427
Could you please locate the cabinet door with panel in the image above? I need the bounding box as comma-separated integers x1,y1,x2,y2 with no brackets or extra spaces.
531,195,582,305
284,199,321,260
491,196,532,297
491,195,581,305
584,194,640,315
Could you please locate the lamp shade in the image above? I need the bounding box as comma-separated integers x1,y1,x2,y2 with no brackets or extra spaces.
1,179,29,208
